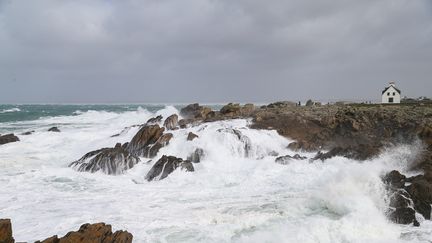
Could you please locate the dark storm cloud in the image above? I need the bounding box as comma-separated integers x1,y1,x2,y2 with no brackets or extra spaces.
0,0,431,103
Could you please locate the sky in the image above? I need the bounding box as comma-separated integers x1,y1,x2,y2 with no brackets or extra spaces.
0,0,431,103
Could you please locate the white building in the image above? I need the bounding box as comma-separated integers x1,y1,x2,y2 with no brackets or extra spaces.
381,81,401,104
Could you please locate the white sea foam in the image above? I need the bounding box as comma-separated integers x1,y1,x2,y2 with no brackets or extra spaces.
0,106,429,242
0,107,21,113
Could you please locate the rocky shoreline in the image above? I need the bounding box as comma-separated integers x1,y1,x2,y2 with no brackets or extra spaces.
2,101,432,240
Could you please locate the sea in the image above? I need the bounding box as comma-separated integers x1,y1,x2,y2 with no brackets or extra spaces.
0,104,431,242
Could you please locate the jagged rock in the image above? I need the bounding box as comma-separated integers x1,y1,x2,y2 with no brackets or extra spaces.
48,127,61,132
126,125,165,157
312,145,380,161
36,222,132,243
275,154,307,165
388,208,419,226
146,115,163,125
146,155,194,181
0,219,14,243
0,134,19,146
21,130,34,135
187,132,198,141
406,178,432,220
145,133,173,158
69,143,140,175
163,114,178,130
187,148,204,163
180,103,212,119
383,170,406,189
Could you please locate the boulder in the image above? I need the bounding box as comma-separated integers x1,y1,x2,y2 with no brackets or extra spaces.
146,115,163,125
0,134,19,146
265,101,296,109
36,222,132,243
145,155,194,181
48,127,61,132
187,148,204,163
187,132,198,141
0,219,14,243
220,103,241,116
126,125,165,157
21,130,34,135
69,143,140,175
218,128,252,157
163,114,178,130
275,154,307,165
388,208,419,226
383,170,406,189
145,133,173,158
180,103,212,119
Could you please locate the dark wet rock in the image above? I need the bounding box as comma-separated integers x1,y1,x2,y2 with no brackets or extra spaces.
383,170,432,225
144,133,173,158
275,154,307,165
406,178,432,219
187,148,204,163
145,155,194,181
187,132,199,141
312,145,380,161
0,134,19,146
146,115,163,125
48,127,60,132
21,130,34,135
163,114,178,130
383,170,406,189
36,222,133,243
126,125,165,157
69,144,140,175
388,207,418,225
180,103,212,119
0,219,14,243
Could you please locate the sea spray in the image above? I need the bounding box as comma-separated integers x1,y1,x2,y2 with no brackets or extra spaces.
0,105,429,242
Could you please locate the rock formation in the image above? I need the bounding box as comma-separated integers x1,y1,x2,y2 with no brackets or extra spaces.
180,103,212,119
186,132,198,141
48,127,61,132
126,125,165,157
0,219,14,243
36,222,132,243
69,143,140,175
0,134,19,146
146,155,194,181
163,114,178,130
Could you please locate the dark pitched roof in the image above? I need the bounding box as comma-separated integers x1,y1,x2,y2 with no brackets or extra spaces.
382,85,401,95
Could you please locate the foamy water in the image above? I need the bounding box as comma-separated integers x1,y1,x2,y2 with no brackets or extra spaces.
0,106,430,242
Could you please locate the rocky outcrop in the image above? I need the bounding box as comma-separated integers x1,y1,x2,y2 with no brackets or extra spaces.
382,170,432,226
21,130,34,135
126,125,165,157
0,134,19,146
252,104,432,161
180,103,212,119
146,115,163,125
0,219,14,243
48,127,61,132
145,133,173,158
146,155,194,181
220,103,255,117
163,114,178,130
69,143,140,175
187,132,198,141
275,154,307,165
36,222,132,243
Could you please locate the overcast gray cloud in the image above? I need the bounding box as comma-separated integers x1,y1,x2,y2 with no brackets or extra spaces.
0,0,431,103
